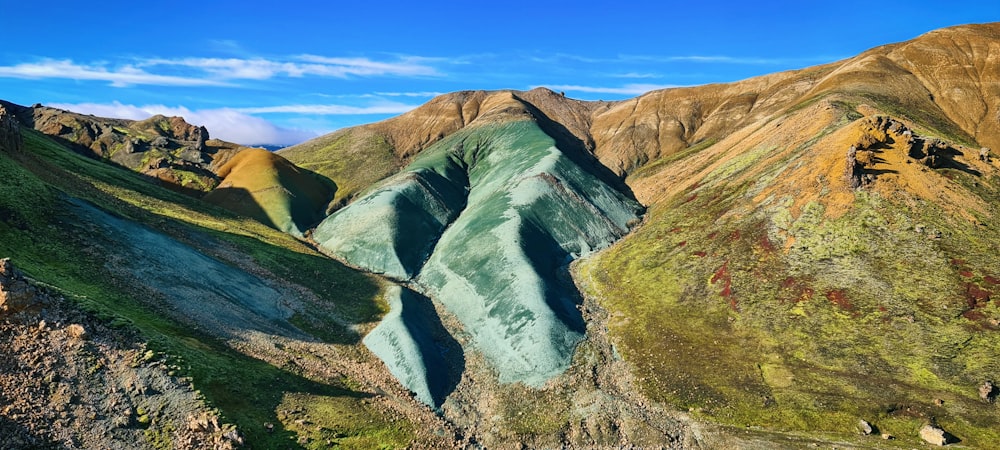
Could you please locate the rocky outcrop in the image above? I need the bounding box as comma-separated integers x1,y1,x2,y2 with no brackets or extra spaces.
0,105,21,154
0,258,39,315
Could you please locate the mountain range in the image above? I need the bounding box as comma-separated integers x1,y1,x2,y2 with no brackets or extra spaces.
1,22,999,449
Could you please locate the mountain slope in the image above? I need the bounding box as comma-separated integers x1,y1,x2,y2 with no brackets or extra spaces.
313,93,643,400
580,23,1000,447
0,106,453,448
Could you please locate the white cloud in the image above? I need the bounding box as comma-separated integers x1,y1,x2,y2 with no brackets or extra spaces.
48,101,318,146
541,83,681,95
0,54,443,88
142,55,440,79
236,103,418,115
0,59,229,87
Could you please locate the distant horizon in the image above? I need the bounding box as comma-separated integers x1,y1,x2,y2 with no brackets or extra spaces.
1,1,996,146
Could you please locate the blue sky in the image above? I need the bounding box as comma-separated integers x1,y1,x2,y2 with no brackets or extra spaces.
0,1,996,146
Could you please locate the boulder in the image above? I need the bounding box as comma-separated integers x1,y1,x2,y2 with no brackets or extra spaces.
979,380,996,403
919,424,951,446
858,419,873,435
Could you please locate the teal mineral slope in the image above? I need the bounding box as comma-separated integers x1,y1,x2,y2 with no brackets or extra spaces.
315,119,643,404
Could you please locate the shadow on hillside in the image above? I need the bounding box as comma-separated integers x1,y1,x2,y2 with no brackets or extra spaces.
514,93,641,203
202,186,279,229
521,216,587,336
397,289,465,407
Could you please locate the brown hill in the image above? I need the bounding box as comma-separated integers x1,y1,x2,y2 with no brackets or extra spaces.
202,147,336,236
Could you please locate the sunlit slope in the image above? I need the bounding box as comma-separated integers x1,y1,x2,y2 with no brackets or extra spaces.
203,147,336,236
314,114,643,395
0,119,448,448
583,88,1000,445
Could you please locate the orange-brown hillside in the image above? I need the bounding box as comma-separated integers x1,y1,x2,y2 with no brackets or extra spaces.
202,147,335,236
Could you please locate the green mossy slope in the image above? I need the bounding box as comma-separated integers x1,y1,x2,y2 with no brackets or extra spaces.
0,128,418,448
584,103,1000,446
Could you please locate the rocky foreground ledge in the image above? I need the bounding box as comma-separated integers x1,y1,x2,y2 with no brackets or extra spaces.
0,258,242,449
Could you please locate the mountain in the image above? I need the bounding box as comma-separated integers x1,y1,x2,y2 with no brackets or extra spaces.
3,21,1000,449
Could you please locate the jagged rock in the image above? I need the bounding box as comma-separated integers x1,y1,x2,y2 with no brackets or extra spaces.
845,145,865,189
979,380,996,403
0,258,39,315
150,136,170,147
981,147,992,162
919,424,951,446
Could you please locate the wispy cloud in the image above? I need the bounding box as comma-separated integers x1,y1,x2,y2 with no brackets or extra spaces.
0,59,230,87
541,83,680,96
372,91,444,97
48,101,319,146
236,102,418,115
608,72,660,79
0,54,443,88
141,55,440,79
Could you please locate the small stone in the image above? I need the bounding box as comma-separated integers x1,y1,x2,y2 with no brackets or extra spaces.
934,398,944,406
66,324,87,340
881,433,893,440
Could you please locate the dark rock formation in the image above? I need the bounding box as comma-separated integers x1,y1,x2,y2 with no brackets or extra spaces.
0,105,21,154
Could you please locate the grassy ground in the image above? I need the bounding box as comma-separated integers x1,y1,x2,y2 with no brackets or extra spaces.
0,130,412,448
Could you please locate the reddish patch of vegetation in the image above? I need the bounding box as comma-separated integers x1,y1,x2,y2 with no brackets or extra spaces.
758,233,775,252
950,258,967,266
984,275,1000,285
707,232,717,240
711,261,735,310
966,283,992,306
670,227,682,233
684,194,698,203
962,309,986,322
677,241,687,247
826,290,854,311
692,251,707,258
729,230,741,241
689,181,701,191
878,305,888,312
959,270,974,278
781,277,796,289
798,287,814,303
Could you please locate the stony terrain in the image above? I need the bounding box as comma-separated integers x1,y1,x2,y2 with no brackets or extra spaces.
0,258,240,449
